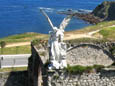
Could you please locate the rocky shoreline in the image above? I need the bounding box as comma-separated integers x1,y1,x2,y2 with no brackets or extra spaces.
74,13,103,24
58,1,115,24
58,10,103,24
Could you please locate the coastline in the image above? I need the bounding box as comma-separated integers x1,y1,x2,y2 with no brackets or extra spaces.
58,10,103,24
1,1,115,42
0,20,115,44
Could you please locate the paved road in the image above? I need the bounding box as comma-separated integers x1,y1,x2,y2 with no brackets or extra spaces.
0,54,31,68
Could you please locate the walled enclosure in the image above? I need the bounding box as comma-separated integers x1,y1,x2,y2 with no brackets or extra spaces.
28,42,115,86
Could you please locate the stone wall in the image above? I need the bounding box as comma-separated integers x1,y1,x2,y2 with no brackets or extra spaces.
28,42,115,86
32,42,115,66
0,71,27,86
67,43,115,66
47,70,115,86
67,42,115,53
28,44,47,86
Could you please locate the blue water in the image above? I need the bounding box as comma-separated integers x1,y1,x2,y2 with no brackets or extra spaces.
0,0,114,38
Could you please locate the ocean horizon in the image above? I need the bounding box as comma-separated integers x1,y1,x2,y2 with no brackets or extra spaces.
0,0,113,38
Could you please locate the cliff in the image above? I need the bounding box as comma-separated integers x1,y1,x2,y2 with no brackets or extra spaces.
92,1,115,20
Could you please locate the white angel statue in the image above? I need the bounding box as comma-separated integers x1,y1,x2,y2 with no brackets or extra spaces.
40,9,74,69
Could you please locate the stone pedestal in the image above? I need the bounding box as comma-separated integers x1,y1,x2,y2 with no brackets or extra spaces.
47,69,67,86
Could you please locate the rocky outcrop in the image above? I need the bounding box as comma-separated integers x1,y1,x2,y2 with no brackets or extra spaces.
76,1,115,23
58,10,102,24
74,13,102,24
58,1,115,24
92,1,115,20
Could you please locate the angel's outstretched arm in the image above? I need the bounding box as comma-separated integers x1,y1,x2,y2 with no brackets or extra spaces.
40,9,54,30
59,14,74,30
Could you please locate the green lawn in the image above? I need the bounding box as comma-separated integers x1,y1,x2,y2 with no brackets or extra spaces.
65,21,115,41
0,67,27,72
66,65,104,74
67,21,115,34
99,27,115,40
0,32,48,44
0,45,31,54
65,38,109,44
0,32,48,55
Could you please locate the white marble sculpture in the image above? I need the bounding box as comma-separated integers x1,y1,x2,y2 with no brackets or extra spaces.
40,9,74,69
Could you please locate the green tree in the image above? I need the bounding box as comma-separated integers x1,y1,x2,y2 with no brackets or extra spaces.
0,41,6,54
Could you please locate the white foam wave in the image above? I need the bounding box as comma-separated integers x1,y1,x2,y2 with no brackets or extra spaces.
39,7,54,13
38,7,92,14
57,8,79,14
78,9,92,13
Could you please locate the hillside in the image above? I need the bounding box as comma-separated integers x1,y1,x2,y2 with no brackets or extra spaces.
65,21,115,41
92,1,115,20
59,1,115,24
0,32,48,54
0,21,115,44
0,32,48,44
0,21,114,54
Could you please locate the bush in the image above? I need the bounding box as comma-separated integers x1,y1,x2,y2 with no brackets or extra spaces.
66,64,105,74
93,65,105,71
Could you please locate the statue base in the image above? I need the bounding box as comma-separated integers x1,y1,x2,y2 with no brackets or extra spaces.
48,60,67,70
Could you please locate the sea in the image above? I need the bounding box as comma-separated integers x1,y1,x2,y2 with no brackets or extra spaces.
0,0,114,38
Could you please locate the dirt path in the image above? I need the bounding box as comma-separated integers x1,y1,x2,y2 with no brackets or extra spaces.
2,42,31,48
109,25,115,27
0,30,101,48
64,29,100,40
2,24,115,48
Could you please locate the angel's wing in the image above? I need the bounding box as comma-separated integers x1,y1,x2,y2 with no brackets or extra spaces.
59,14,74,30
40,9,54,30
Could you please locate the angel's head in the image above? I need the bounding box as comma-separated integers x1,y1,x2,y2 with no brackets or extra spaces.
53,27,58,30
53,27,58,32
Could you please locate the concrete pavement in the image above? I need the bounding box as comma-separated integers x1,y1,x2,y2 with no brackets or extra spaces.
0,54,31,68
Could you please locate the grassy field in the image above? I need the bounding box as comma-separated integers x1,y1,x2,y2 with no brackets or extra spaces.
99,27,115,40
0,21,114,44
65,21,115,41
0,45,31,54
0,32,48,54
0,32,48,44
65,38,109,44
0,67,27,72
66,21,115,34
0,21,114,54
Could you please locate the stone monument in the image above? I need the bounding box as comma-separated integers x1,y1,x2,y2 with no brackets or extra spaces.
40,9,74,69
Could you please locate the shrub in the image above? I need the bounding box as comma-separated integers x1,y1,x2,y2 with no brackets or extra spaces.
93,65,105,71
66,64,105,74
